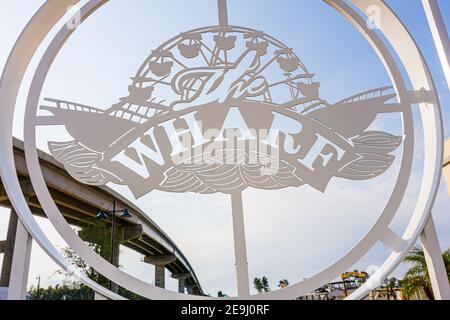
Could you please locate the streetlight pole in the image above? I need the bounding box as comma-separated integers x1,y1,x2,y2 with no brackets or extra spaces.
109,200,116,291
36,275,41,300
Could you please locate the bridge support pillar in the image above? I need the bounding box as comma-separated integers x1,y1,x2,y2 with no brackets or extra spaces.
7,218,32,300
144,254,176,289
186,284,200,296
0,209,18,293
171,273,190,293
186,285,193,295
154,265,165,289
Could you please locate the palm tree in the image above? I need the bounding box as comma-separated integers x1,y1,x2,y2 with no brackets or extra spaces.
253,276,271,293
401,247,450,300
381,277,398,300
261,277,270,292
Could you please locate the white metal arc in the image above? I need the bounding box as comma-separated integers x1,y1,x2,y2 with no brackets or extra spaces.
343,0,443,299
23,0,203,300
0,0,123,300
422,0,450,91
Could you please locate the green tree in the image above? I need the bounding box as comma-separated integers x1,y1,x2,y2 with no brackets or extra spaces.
217,291,229,298
61,220,144,300
381,277,398,300
401,247,450,300
62,220,112,289
29,280,93,300
253,276,270,293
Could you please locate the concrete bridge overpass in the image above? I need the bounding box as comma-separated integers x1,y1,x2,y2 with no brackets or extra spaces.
0,139,203,297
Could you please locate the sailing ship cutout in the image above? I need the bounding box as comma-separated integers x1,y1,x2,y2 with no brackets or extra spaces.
39,26,402,199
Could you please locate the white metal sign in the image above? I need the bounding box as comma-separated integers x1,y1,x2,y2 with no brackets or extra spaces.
0,0,444,300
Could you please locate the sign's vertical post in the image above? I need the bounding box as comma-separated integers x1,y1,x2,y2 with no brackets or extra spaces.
218,0,250,297
231,191,250,297
218,0,229,27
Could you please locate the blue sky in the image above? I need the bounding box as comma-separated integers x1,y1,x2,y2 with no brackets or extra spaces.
0,0,449,297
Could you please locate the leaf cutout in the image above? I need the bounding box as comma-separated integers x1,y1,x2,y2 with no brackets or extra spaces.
48,141,114,186
338,153,395,180
352,131,402,154
338,131,402,180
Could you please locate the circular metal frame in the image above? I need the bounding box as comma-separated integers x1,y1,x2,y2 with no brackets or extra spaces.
0,0,443,300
